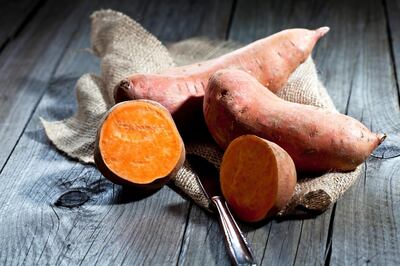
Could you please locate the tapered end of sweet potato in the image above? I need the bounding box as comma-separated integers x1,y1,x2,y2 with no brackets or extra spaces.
315,26,330,37
378,133,387,145
220,135,296,222
114,79,134,103
94,100,185,190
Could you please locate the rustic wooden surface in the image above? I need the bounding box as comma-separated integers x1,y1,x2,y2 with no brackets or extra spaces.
0,0,399,265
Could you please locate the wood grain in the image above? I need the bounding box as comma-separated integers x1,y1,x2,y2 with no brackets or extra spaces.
0,0,42,50
0,0,234,265
329,0,400,265
131,0,234,42
386,0,400,83
0,0,93,172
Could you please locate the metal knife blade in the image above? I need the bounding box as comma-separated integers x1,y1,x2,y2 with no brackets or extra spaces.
188,155,256,266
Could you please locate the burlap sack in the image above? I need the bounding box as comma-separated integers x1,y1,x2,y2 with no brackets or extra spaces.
42,10,361,217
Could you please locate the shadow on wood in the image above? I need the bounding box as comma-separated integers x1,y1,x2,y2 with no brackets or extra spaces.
113,186,162,203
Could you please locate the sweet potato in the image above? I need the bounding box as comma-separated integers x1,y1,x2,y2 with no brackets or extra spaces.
220,135,297,222
94,100,185,190
114,27,329,130
204,69,385,173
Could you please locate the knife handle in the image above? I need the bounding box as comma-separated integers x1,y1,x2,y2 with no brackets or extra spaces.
211,196,256,266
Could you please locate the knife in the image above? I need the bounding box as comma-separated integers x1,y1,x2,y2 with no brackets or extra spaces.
189,155,256,266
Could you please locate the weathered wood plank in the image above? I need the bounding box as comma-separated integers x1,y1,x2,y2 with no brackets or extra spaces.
131,0,234,42
0,0,93,172
330,0,400,264
0,0,42,50
0,0,234,265
386,0,400,83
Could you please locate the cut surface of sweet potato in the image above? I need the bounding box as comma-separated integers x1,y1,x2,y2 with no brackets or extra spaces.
95,100,184,189
220,135,296,222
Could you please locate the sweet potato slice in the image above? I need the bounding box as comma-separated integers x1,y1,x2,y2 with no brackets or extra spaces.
220,135,297,222
94,100,185,190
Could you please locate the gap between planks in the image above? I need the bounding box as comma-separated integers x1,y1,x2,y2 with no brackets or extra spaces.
0,0,45,53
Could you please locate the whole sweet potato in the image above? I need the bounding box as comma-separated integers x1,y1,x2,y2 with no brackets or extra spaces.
115,27,329,130
204,69,385,173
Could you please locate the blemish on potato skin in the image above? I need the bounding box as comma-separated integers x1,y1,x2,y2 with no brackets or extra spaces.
256,58,263,71
270,119,279,129
254,117,265,129
303,148,317,155
214,71,224,78
220,89,228,97
330,138,335,146
309,127,319,138
201,81,206,90
239,106,249,114
287,125,298,135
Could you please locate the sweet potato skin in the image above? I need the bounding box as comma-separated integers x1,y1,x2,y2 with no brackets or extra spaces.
204,69,385,173
220,135,296,222
94,100,185,190
267,140,297,214
114,27,329,130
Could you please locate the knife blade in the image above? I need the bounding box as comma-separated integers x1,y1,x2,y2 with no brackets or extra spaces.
188,155,256,266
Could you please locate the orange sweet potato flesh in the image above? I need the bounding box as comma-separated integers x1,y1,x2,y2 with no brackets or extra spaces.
94,100,185,190
114,27,329,130
220,135,297,222
204,69,386,173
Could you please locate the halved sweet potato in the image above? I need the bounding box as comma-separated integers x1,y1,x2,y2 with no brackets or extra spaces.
94,100,185,190
220,135,297,222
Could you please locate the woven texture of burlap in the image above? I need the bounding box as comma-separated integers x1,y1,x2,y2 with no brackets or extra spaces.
42,10,361,216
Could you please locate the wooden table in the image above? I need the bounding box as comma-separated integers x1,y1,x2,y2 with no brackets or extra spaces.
0,0,399,265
